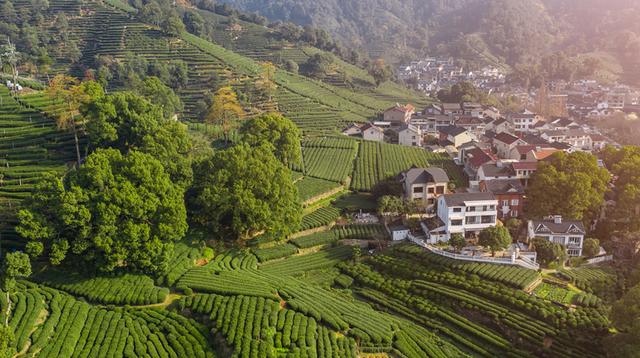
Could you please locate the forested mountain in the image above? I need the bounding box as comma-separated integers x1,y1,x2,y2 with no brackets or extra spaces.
220,0,640,82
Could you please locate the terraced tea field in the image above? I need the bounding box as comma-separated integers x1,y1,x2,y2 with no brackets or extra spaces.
0,88,77,249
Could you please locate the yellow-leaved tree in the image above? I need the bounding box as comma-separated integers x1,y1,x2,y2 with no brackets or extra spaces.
206,86,245,144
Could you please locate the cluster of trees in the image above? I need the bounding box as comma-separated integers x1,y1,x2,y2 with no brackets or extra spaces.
436,81,522,111
0,0,83,78
601,146,640,232
526,151,610,224
17,73,303,271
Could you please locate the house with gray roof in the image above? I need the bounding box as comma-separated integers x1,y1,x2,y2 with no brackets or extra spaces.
399,167,449,208
527,215,585,256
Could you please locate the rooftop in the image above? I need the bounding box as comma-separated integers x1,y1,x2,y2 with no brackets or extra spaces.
531,216,585,234
443,192,497,206
439,125,467,136
483,179,525,195
401,167,450,185
494,132,521,145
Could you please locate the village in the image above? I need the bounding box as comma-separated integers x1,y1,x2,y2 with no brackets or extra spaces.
340,81,627,269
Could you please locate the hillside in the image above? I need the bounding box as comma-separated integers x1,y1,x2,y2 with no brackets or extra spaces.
0,0,429,132
220,0,640,83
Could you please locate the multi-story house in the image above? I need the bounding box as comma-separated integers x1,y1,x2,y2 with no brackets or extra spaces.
438,126,473,148
493,132,527,158
480,179,525,219
423,192,498,242
383,103,415,124
508,112,541,132
527,216,585,256
399,167,449,208
398,124,423,147
410,114,454,135
361,123,385,142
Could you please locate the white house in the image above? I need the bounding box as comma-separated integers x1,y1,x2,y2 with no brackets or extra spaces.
527,215,585,256
493,132,527,159
398,124,423,147
390,225,410,241
422,192,498,243
361,123,385,142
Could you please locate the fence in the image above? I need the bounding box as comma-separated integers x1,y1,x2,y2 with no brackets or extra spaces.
584,255,613,265
408,234,540,270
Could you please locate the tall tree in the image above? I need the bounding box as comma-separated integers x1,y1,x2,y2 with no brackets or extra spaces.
134,76,184,119
449,233,467,252
206,86,245,144
256,62,277,103
478,226,512,256
605,285,640,357
46,75,99,167
82,91,193,187
0,38,19,95
16,149,187,273
368,58,392,87
240,112,301,166
526,152,609,222
190,143,301,243
1,252,31,327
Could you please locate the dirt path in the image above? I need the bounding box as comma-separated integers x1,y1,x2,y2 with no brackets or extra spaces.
129,293,184,309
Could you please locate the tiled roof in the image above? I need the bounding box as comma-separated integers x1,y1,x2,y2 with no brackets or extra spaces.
439,125,467,136
511,161,538,170
531,218,585,235
467,147,495,168
494,132,521,145
483,179,525,195
480,163,515,177
401,167,450,185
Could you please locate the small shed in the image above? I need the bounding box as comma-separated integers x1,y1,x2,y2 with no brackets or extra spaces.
389,225,410,241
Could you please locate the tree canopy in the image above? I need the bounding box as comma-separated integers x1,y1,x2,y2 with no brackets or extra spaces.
583,238,600,257
189,143,301,243
82,91,193,187
134,76,184,119
526,151,609,222
605,284,640,357
478,226,512,256
16,149,188,273
531,237,565,266
601,146,640,232
449,233,466,252
240,112,301,166
206,86,245,143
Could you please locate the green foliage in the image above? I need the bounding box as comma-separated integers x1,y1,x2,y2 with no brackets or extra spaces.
82,91,193,187
291,231,337,249
32,270,168,305
241,112,301,166
190,143,301,241
16,149,188,273
478,226,512,256
526,151,609,222
532,237,565,266
583,238,600,258
295,176,342,203
252,243,298,263
134,76,184,119
300,206,341,231
1,252,31,292
449,233,466,252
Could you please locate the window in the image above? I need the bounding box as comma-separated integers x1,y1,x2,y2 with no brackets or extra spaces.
436,186,445,194
451,219,463,226
568,249,581,256
413,186,424,193
427,187,435,194
465,216,479,225
453,208,462,213
427,198,435,204
481,215,495,224
489,205,496,210
511,210,518,217
502,200,509,207
552,236,565,244
466,206,476,212
511,199,519,206
569,236,581,244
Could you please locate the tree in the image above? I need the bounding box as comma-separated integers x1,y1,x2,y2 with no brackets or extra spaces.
0,326,14,358
0,38,20,95
526,152,609,223
183,10,204,36
206,86,245,144
369,58,392,87
531,237,565,266
605,284,640,357
449,233,466,252
240,113,301,166
190,143,301,243
504,218,522,239
46,75,99,167
283,59,298,74
478,226,512,256
377,195,404,222
16,149,187,273
583,238,600,257
134,76,184,119
82,91,193,188
305,53,333,79
1,252,31,328
163,15,185,35
256,62,277,102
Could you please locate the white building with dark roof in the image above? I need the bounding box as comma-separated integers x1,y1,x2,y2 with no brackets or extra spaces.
527,215,585,256
428,192,498,240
